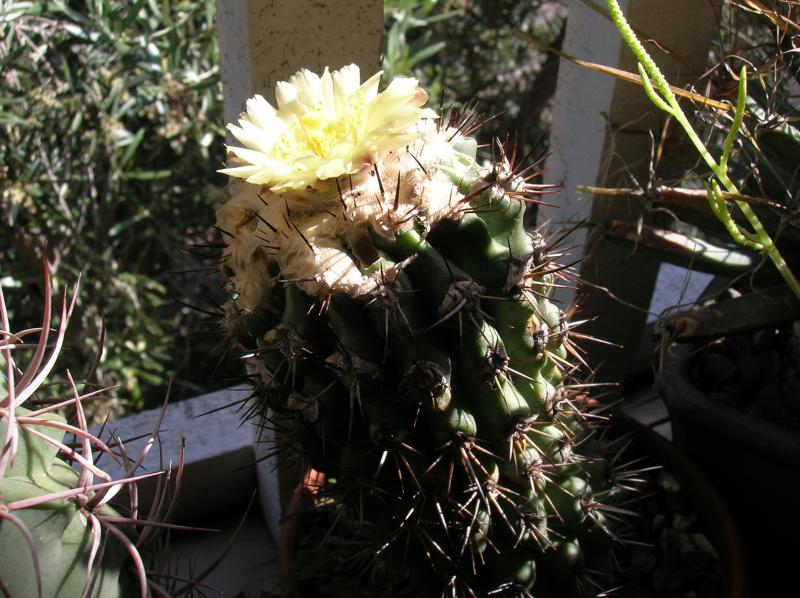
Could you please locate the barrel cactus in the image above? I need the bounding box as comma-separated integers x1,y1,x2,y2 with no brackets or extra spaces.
218,65,627,596
0,273,173,597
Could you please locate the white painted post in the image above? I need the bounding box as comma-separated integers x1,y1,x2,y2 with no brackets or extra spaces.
540,0,721,382
215,0,384,542
540,1,625,306
217,0,385,124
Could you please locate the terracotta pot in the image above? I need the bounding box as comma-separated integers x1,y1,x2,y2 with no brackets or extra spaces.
277,415,746,596
658,342,800,595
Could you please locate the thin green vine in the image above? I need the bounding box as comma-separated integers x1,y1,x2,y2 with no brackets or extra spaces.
707,181,763,251
606,0,800,301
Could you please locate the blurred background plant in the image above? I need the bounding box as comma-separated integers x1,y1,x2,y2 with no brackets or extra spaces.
0,0,228,417
383,0,566,162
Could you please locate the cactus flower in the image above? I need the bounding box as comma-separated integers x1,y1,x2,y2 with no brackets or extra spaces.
220,64,436,191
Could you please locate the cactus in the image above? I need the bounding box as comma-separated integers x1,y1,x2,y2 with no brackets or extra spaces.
0,271,178,597
218,65,628,596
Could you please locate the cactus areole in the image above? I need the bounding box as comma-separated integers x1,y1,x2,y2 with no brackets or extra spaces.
219,65,624,596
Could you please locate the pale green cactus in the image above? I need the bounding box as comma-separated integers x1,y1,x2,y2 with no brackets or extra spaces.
0,273,175,597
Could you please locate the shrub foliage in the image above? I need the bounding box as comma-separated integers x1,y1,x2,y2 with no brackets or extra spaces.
0,0,226,412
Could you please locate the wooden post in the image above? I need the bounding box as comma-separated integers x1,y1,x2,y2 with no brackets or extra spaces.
540,0,721,383
215,0,384,541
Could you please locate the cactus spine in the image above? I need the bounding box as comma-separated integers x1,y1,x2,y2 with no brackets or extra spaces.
0,273,176,597
218,65,625,596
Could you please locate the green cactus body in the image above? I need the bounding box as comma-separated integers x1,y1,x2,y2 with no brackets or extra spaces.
218,68,626,596
0,409,133,598
0,282,183,597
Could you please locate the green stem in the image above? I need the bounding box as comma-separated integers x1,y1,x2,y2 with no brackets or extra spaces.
707,180,762,251
606,0,800,301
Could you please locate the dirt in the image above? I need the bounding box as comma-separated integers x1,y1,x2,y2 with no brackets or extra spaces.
689,324,800,427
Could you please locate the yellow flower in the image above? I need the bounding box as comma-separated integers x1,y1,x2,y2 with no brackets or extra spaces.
219,64,436,191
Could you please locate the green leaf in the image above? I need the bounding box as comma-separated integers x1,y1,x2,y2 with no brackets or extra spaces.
407,40,446,68
108,210,150,237
119,0,147,30
0,111,28,126
0,2,41,21
119,127,145,169
121,169,171,180
67,111,83,135
422,9,458,24
49,0,90,24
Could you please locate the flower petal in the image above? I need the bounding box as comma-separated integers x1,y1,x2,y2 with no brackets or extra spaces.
359,70,382,103
275,81,297,110
245,94,279,131
221,65,436,191
332,64,362,98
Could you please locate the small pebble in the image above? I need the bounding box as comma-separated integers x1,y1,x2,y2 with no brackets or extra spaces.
698,353,736,383
658,471,681,492
757,350,782,378
780,373,800,420
672,513,694,533
752,328,778,352
756,384,791,422
653,567,688,592
691,533,719,560
735,354,761,393
708,390,737,407
631,548,657,575
652,513,666,533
